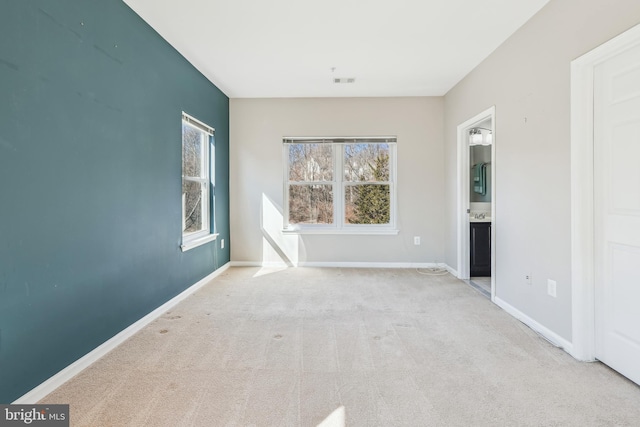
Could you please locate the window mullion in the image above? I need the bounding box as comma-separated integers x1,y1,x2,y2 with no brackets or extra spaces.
283,145,290,229
202,132,209,181
334,143,342,228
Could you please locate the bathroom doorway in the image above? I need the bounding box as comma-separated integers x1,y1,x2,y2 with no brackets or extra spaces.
456,107,495,300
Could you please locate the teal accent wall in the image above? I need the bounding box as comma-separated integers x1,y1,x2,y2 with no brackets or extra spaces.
0,0,229,402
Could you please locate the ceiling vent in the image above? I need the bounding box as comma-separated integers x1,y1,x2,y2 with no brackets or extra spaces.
334,77,356,84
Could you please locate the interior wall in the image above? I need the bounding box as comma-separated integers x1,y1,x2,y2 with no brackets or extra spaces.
0,0,229,402
444,0,640,341
230,97,444,265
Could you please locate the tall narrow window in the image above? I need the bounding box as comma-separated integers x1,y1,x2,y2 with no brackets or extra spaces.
343,142,392,225
287,143,334,225
182,112,215,250
284,137,397,233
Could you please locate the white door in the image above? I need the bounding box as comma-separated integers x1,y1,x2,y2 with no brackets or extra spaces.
593,43,640,385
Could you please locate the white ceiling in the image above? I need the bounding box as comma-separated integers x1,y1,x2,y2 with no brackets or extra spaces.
123,0,551,98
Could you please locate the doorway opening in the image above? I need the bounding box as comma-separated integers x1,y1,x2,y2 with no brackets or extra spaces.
456,107,496,301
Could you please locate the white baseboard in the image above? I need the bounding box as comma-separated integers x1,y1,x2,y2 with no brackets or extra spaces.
230,261,289,268
299,262,443,268
494,296,573,353
13,263,231,404
230,260,449,269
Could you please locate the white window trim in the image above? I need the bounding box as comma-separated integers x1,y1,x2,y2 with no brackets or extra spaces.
181,233,219,252
282,228,399,235
181,112,216,251
283,137,398,234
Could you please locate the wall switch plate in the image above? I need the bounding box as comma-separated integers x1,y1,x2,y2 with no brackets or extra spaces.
525,274,532,285
414,236,421,245
221,239,225,249
547,279,557,297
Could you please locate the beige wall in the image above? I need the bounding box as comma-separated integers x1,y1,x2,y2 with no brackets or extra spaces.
229,0,640,345
230,97,444,265
444,0,640,341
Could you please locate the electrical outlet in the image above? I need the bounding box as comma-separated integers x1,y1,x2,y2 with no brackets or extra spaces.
525,274,532,285
414,236,421,245
547,279,557,297
221,239,225,249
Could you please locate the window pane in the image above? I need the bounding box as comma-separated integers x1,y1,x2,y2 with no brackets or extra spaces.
183,180,206,233
344,143,390,182
182,124,203,178
288,144,333,181
288,184,333,224
345,184,390,224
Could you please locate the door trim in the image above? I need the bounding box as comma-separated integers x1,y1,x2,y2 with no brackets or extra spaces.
456,106,496,301
570,23,640,362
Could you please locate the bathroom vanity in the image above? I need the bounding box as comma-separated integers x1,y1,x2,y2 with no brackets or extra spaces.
470,219,491,277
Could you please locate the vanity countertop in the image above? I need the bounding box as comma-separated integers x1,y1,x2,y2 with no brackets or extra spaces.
470,218,492,223
469,212,491,223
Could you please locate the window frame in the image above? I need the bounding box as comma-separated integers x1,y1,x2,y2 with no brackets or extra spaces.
283,137,398,234
181,112,218,251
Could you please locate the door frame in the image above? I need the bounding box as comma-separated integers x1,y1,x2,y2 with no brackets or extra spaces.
570,22,640,362
456,106,496,301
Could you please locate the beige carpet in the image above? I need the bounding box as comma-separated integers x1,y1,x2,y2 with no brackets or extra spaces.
41,267,640,426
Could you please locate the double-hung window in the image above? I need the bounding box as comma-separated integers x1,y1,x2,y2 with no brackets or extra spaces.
284,137,397,233
181,112,216,251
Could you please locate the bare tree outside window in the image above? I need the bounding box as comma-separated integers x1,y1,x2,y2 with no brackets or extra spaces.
182,125,204,233
182,116,213,239
287,143,334,224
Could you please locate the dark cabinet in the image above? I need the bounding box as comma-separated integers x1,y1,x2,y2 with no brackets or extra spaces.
470,222,491,277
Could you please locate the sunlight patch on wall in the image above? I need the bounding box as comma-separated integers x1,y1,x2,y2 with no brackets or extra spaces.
317,406,346,427
261,193,300,266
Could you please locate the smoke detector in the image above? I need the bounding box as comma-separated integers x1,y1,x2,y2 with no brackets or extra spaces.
333,77,356,84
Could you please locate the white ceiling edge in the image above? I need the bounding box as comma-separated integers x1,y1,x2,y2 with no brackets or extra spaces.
123,0,551,98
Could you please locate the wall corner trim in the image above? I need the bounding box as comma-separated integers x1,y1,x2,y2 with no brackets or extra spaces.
12,263,231,404
494,296,573,354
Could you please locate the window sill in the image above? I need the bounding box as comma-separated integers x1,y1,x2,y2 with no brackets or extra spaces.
282,228,399,236
181,233,219,252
